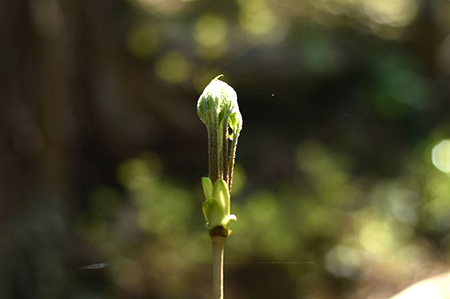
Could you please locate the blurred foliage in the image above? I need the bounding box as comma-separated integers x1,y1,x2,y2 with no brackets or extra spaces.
3,0,450,298
78,137,450,298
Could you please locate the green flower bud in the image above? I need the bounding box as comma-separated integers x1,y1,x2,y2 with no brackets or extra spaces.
197,75,241,237
228,109,243,138
197,75,237,130
197,75,242,186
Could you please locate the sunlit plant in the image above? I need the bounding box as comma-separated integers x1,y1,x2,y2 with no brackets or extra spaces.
197,75,242,299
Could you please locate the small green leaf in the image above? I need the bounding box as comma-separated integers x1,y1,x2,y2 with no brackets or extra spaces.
212,179,230,215
201,177,213,201
228,106,243,138
226,214,237,222
202,198,227,229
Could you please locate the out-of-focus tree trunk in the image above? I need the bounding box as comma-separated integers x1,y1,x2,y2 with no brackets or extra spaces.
0,0,200,296
0,0,79,297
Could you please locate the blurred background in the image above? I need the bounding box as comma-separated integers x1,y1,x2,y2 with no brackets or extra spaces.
1,0,450,298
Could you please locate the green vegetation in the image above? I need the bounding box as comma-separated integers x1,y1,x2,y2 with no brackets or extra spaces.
197,76,242,299
7,0,450,298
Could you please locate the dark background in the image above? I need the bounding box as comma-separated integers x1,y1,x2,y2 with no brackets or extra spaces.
1,0,450,298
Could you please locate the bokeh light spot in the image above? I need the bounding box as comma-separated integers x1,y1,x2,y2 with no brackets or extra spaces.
431,139,450,173
361,0,419,27
127,22,159,59
193,13,228,60
128,0,185,15
245,191,280,229
116,152,162,197
193,14,227,48
154,51,190,83
359,220,396,256
236,0,288,44
325,245,363,278
137,186,193,235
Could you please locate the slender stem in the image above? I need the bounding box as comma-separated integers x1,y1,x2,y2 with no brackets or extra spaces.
227,134,239,193
212,236,226,299
217,122,224,181
221,119,229,183
208,126,218,183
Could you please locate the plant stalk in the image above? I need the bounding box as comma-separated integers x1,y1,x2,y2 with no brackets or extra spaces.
221,119,229,183
207,126,219,183
227,135,239,193
211,235,226,299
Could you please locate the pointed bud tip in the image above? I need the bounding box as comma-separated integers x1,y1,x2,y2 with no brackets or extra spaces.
197,75,238,128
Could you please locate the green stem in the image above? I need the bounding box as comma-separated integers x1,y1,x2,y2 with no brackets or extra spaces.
221,118,229,183
227,134,239,193
212,235,226,299
208,126,219,183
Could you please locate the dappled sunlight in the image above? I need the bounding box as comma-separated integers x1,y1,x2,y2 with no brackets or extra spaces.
244,192,281,228
296,141,351,204
78,151,213,296
431,139,450,173
345,180,425,272
116,152,193,235
121,0,441,94
313,0,355,16
76,134,450,298
8,0,450,297
290,139,449,288
425,199,449,228
75,1,450,296
193,13,228,60
154,51,190,84
227,190,302,262
236,0,289,44
116,152,162,197
426,139,450,230
325,245,365,279
312,0,418,24
359,220,397,256
128,0,187,15
424,195,450,231
137,185,193,234
424,174,450,231
274,0,420,39
360,0,419,27
76,133,450,293
373,182,420,228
